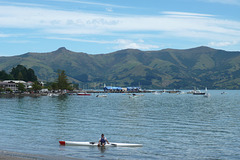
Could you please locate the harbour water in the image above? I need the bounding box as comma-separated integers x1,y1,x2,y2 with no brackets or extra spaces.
0,90,240,159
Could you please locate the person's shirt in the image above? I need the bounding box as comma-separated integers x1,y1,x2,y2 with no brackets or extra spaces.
99,137,107,141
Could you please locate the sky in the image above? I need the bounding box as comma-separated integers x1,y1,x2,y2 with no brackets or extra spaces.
0,0,240,56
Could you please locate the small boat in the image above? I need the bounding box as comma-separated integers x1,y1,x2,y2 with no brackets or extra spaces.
77,93,91,96
193,88,208,95
192,90,205,95
96,95,107,97
152,91,161,95
59,141,142,147
203,93,210,98
129,94,144,98
47,93,60,96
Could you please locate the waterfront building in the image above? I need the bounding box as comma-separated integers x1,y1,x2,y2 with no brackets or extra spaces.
2,80,27,91
103,86,142,92
0,81,18,91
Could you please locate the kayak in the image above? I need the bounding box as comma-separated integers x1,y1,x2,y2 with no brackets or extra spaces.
59,141,143,147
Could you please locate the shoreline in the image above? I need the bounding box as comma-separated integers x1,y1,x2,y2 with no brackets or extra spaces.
0,150,44,160
0,150,81,160
0,89,181,98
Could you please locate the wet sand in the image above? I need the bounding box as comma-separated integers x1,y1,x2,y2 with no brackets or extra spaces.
0,150,80,160
0,151,38,160
0,150,51,160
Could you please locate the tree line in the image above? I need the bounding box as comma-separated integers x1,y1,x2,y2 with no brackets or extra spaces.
0,65,73,92
0,65,37,82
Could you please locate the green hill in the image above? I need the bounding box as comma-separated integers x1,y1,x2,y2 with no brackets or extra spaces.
1,46,240,89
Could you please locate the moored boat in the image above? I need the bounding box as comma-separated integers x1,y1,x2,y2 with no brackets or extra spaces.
77,93,91,96
192,88,206,95
96,94,107,97
203,93,210,98
193,91,205,95
129,94,144,98
47,93,60,96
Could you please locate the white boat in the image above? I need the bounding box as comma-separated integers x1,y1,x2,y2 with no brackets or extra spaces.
192,90,205,95
203,88,210,97
129,94,144,98
47,93,60,96
59,141,142,147
203,93,210,98
152,91,161,95
96,95,107,97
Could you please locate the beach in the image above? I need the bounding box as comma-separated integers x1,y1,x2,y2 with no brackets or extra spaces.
0,150,38,160
0,150,52,160
0,150,80,160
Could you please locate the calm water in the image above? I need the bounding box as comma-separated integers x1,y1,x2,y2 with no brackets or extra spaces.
0,90,240,159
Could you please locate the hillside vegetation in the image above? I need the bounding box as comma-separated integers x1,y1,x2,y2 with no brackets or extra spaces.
0,46,240,89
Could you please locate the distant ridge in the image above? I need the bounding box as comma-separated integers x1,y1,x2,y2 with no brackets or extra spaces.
0,46,240,89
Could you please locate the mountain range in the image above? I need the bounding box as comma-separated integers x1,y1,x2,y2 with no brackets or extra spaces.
0,46,240,89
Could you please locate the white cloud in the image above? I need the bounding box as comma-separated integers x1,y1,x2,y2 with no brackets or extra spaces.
0,33,10,38
47,37,111,44
0,5,240,47
114,39,159,50
201,0,240,5
47,37,159,50
106,8,113,12
162,11,214,18
0,1,48,7
208,41,238,47
7,40,31,44
50,0,131,8
0,5,120,32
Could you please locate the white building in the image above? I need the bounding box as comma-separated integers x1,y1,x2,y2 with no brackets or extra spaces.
0,82,17,91
3,80,27,84
2,80,27,91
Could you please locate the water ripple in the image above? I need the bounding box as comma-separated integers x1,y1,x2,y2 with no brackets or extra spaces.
0,91,240,159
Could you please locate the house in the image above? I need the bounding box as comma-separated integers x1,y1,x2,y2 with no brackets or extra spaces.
0,81,18,91
2,80,27,91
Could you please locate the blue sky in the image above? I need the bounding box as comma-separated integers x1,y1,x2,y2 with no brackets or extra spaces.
0,0,240,56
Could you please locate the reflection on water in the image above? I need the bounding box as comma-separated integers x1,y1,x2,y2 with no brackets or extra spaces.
98,146,106,153
0,91,240,159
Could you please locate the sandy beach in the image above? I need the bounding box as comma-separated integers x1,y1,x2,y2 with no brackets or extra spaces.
0,150,38,160
0,150,51,160
0,150,80,160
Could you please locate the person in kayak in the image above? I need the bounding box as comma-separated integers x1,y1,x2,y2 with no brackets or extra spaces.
98,134,109,146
